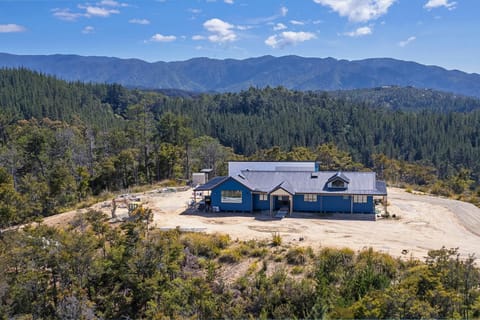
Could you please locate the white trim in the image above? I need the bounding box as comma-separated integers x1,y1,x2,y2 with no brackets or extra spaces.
270,188,291,196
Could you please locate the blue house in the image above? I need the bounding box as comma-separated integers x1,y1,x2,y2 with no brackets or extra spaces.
194,162,387,215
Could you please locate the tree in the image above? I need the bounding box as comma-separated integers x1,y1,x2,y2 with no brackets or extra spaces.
0,167,26,227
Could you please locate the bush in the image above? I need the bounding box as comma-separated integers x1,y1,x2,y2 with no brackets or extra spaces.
286,247,307,265
181,233,230,258
272,232,282,246
250,247,268,258
218,249,241,263
291,266,304,274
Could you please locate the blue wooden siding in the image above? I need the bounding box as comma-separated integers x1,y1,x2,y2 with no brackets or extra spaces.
211,180,375,213
253,194,270,211
321,195,351,213
210,178,252,212
352,196,374,213
293,194,321,212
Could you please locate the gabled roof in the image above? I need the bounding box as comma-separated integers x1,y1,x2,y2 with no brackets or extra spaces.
240,170,386,196
326,172,350,184
194,176,228,191
194,175,255,192
269,180,295,195
195,170,387,196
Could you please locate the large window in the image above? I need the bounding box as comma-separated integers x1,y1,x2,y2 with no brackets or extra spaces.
259,194,268,201
221,190,242,203
353,195,367,203
304,194,317,202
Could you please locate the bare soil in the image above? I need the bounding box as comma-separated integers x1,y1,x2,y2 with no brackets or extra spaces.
43,187,480,261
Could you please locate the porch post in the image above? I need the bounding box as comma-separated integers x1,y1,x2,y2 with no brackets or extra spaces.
270,194,273,216
384,196,387,215
289,195,293,216
350,195,353,214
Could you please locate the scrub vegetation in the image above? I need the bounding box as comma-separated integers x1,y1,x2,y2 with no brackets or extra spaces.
1,214,479,319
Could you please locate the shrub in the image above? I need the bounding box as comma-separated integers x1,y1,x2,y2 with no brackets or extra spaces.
286,247,307,265
181,233,230,258
250,247,268,258
272,232,282,246
273,254,283,262
291,266,304,274
218,249,241,263
246,261,258,275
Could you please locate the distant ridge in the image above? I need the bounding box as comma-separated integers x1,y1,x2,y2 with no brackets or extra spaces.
1,52,480,97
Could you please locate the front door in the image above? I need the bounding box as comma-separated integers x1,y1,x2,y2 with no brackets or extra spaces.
275,196,290,212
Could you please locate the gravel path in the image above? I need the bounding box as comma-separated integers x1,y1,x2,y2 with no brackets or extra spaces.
388,188,480,237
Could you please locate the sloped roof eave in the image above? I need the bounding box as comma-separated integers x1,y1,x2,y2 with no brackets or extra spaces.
194,176,228,191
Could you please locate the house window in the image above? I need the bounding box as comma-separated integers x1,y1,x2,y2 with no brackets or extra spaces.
221,190,242,203
353,195,368,203
332,180,345,188
304,194,317,202
259,194,268,201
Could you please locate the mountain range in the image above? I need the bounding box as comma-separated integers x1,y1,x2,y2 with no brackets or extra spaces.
1,52,480,98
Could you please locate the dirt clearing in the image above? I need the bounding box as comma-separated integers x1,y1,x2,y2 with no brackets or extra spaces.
44,187,480,261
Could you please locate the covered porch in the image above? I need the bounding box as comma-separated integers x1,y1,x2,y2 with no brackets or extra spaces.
269,187,293,217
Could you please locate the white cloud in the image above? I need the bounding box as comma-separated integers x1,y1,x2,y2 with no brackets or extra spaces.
203,18,237,43
97,0,129,7
0,24,26,33
129,18,150,25
236,25,252,30
189,8,202,14
313,0,396,22
52,8,85,21
224,0,234,4
398,36,416,47
424,0,456,10
53,2,124,21
192,35,206,40
247,6,289,25
82,26,95,34
150,33,176,42
83,6,120,17
273,23,287,31
345,26,372,37
290,20,305,25
265,31,316,48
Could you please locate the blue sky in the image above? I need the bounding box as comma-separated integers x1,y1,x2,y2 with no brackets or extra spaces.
1,0,479,74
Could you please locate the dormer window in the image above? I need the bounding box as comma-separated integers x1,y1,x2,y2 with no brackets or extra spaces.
326,172,350,190
331,179,345,188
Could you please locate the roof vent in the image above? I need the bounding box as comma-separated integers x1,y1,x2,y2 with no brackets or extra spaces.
238,174,246,180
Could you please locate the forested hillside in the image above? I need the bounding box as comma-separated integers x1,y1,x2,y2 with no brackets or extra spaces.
328,86,480,112
0,68,129,128
2,53,480,97
1,69,479,228
160,87,480,178
1,68,480,320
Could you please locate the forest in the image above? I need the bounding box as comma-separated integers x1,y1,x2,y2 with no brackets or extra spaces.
0,213,479,319
1,68,479,228
1,68,480,318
